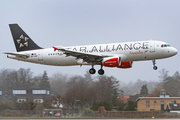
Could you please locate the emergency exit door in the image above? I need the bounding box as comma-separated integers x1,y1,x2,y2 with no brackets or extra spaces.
38,50,43,61
149,42,155,53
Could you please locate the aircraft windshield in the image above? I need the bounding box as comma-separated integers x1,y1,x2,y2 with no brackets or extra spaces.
161,44,171,47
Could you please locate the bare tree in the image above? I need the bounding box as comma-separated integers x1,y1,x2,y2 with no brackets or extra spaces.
0,68,35,100
120,79,158,96
50,73,68,95
173,71,180,80
157,69,169,87
158,69,169,81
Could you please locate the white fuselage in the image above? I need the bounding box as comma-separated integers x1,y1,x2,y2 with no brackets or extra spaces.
7,40,178,67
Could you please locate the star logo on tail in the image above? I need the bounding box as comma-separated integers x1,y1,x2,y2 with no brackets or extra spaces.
16,34,29,48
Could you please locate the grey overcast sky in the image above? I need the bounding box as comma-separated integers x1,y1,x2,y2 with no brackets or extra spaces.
0,0,180,83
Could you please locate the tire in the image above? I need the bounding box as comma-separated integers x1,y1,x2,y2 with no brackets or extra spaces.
98,69,104,75
153,66,158,70
89,68,96,74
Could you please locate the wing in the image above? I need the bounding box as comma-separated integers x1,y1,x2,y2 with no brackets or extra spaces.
4,52,29,59
53,46,110,63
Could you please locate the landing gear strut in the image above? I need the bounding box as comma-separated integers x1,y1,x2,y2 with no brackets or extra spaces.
98,64,104,75
89,62,96,74
152,59,158,70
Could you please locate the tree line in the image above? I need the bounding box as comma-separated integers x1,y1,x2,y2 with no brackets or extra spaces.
0,68,180,111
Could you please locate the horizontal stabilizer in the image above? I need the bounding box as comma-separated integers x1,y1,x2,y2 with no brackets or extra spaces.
4,52,29,59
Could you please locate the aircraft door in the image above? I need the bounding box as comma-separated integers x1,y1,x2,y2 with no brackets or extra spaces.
149,42,155,53
38,50,43,61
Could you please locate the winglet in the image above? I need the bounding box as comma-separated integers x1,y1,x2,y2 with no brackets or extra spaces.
53,47,58,52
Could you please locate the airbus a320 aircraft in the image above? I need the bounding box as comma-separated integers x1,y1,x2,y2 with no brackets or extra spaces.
4,24,178,75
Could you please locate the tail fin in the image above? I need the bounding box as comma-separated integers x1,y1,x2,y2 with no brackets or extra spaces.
9,24,42,52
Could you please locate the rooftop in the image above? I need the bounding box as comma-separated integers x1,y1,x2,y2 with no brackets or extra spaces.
146,87,172,97
136,97,180,101
119,96,129,103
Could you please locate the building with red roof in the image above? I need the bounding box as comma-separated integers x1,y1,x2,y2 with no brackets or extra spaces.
136,88,180,111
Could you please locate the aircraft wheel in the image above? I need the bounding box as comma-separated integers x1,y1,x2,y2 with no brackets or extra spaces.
98,69,104,75
89,68,96,74
153,66,158,70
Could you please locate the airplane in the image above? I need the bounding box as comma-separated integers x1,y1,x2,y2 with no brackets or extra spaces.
4,24,178,75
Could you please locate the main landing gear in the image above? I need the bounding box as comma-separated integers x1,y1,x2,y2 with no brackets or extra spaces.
89,68,96,74
89,63,105,75
98,65,104,75
152,59,158,70
89,62,96,74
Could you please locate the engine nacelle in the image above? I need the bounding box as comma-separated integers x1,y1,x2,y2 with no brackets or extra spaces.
103,57,121,67
117,61,133,69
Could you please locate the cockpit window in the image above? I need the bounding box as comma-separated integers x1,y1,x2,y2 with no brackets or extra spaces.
161,44,171,48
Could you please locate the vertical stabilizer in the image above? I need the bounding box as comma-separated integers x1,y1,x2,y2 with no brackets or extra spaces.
9,24,42,52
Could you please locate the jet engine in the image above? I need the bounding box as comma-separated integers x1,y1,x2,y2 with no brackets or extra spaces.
103,57,121,67
102,56,132,68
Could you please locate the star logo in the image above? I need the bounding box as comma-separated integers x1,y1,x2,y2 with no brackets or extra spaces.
16,34,29,48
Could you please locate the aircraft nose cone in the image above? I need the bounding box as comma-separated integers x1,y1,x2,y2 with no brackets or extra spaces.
172,47,178,56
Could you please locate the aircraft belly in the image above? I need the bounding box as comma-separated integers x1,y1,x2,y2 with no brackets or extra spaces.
57,56,77,66
44,56,77,66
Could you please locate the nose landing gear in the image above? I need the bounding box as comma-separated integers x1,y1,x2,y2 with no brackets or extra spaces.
153,66,158,70
152,59,158,70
